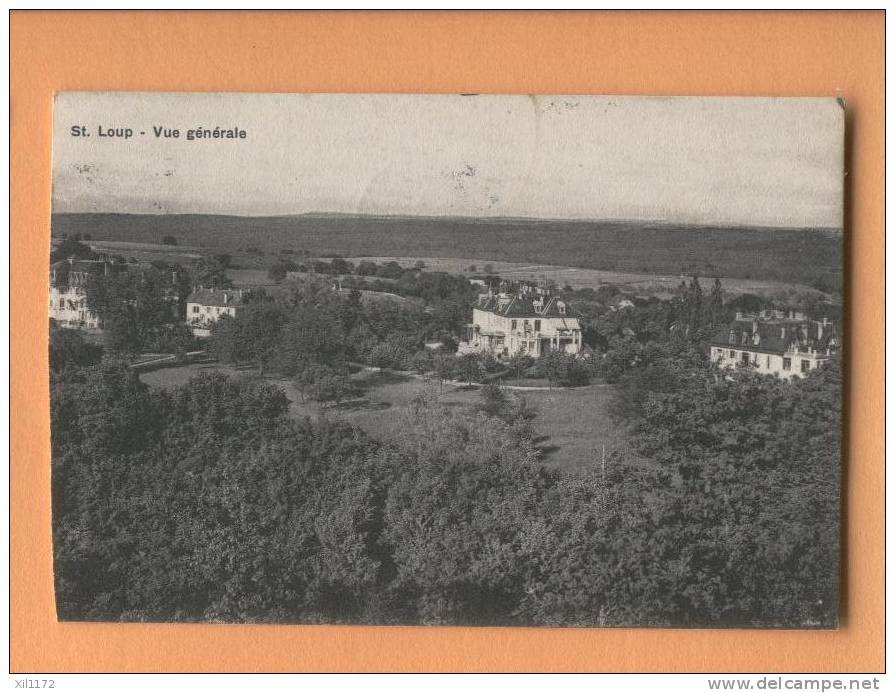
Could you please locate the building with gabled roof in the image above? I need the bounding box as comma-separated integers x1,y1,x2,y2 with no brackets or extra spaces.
186,287,245,336
709,310,839,378
458,288,582,358
49,258,112,329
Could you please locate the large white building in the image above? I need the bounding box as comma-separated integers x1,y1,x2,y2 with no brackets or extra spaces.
458,289,582,359
186,288,245,336
49,259,106,329
709,310,838,378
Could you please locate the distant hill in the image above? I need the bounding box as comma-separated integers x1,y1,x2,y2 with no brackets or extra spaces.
50,213,842,290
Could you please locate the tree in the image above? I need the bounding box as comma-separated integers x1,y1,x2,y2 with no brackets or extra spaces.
210,303,287,374
162,235,178,246
49,323,103,375
377,261,404,280
356,261,378,277
294,364,355,407
309,371,355,407
51,237,96,264
457,353,484,384
615,359,841,626
268,259,298,282
382,403,548,624
477,382,508,418
610,338,707,421
214,253,233,269
726,292,768,316
52,364,384,623
409,350,434,375
84,266,181,354
596,335,643,383
339,289,363,333
191,256,232,289
541,350,591,387
272,300,347,375
683,275,704,331
432,354,458,392
708,277,725,326
330,257,354,275
507,352,533,381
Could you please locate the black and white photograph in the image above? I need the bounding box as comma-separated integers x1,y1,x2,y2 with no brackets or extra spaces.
49,92,843,628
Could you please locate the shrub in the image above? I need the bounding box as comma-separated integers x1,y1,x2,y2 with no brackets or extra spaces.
540,350,592,387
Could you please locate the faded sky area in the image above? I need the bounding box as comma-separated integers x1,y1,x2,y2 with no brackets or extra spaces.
52,93,844,228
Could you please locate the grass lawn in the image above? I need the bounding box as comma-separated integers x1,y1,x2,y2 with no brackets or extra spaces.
140,363,630,471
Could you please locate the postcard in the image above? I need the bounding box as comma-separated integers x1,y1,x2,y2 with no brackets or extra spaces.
49,92,843,627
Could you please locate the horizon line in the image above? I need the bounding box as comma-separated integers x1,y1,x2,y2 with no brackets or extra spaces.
50,210,843,233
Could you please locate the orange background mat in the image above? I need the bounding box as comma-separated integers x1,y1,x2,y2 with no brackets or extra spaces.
10,10,884,673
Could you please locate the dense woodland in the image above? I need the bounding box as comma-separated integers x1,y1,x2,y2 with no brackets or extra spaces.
50,256,842,626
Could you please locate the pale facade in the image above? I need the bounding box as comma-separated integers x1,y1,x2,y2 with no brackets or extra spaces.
710,311,838,378
458,291,582,358
49,284,100,329
186,288,244,336
49,260,105,329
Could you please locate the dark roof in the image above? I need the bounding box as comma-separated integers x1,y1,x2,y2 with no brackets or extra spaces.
710,316,838,355
49,259,116,287
186,288,244,308
51,259,102,272
477,294,578,319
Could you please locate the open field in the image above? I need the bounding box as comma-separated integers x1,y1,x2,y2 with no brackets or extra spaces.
82,239,207,265
140,363,629,471
52,212,842,288
225,268,277,286
345,256,820,298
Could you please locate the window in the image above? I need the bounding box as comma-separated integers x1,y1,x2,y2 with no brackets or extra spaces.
783,357,791,371
766,355,770,368
192,306,199,314
534,320,541,332
729,350,736,358
511,320,517,330
801,359,810,373
741,351,750,365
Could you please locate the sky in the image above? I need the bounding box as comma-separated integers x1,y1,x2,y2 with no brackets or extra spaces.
52,93,844,228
